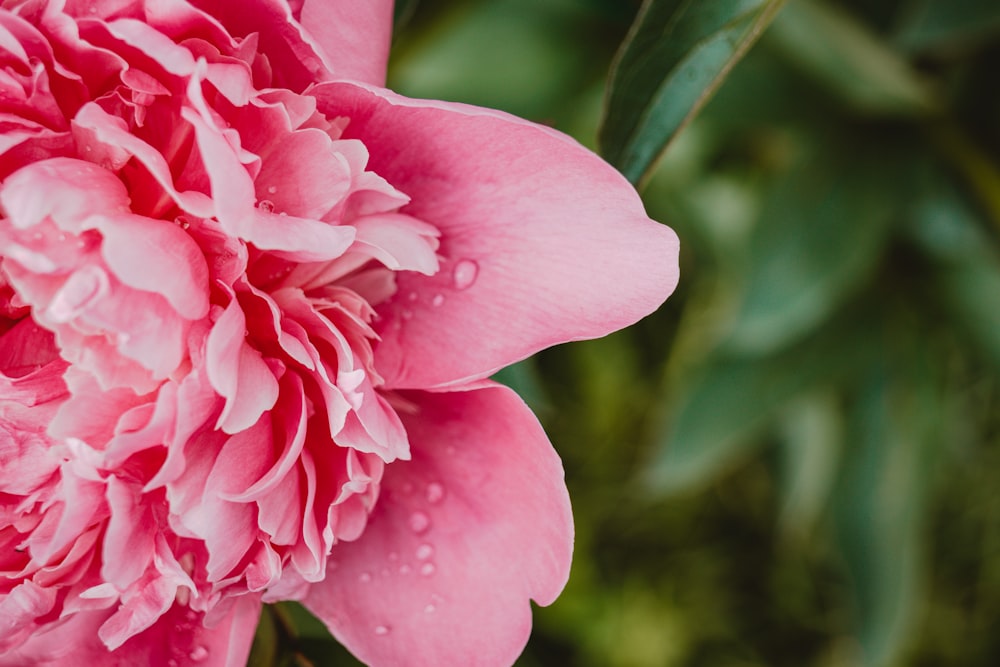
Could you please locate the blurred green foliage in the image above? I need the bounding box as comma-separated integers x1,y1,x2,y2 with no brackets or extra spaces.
254,0,1000,665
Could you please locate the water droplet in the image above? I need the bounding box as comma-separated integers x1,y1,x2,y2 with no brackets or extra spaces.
420,563,436,577
84,144,93,152
452,260,479,290
424,604,436,614
425,483,445,504
267,185,277,194
408,511,430,534
358,572,372,583
167,660,179,667
401,482,414,495
374,625,390,636
257,199,274,213
431,293,445,307
415,544,434,561
407,291,418,302
399,564,412,575
401,309,413,320
189,646,209,662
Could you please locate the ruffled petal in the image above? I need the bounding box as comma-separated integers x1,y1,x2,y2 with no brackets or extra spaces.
304,382,573,667
0,596,261,667
310,82,680,389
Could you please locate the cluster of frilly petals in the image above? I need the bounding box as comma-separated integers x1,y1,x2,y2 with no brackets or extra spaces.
0,0,679,665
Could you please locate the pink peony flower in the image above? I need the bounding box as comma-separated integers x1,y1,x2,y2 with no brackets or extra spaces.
0,1,679,665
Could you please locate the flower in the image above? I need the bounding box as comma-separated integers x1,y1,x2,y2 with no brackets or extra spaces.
0,1,679,665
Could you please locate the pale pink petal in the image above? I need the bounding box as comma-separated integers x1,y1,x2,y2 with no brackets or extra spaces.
96,212,210,320
205,297,279,434
304,383,573,667
100,476,156,591
0,157,130,231
310,82,680,389
299,0,394,85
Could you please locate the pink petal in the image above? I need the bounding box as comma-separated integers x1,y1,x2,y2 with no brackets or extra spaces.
97,212,210,320
304,383,573,667
205,297,279,434
0,597,260,667
298,0,394,85
0,157,130,231
310,82,680,389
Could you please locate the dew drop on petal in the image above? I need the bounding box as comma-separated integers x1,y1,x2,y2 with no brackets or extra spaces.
407,291,418,302
374,625,390,636
189,646,208,662
267,185,277,194
399,564,412,575
358,572,372,583
425,483,445,504
420,563,436,577
401,309,413,320
415,544,434,561
408,511,430,534
432,293,445,307
257,200,274,213
424,604,436,614
452,260,479,290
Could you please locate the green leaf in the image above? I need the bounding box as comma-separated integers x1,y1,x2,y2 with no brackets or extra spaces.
832,357,941,667
725,146,898,354
645,322,871,494
599,0,788,185
895,0,1000,51
775,392,842,539
906,168,1000,370
766,0,937,116
248,606,280,667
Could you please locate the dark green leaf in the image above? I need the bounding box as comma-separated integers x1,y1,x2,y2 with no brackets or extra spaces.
645,323,872,494
908,170,1000,369
832,356,941,667
725,146,898,354
895,0,1000,51
766,0,937,116
599,0,788,184
248,606,280,667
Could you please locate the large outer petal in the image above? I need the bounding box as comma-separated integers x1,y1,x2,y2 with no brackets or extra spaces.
304,382,573,667
298,0,394,85
310,82,680,389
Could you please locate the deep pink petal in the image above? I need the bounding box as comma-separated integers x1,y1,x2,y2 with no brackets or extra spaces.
304,383,573,667
310,82,680,389
298,0,393,85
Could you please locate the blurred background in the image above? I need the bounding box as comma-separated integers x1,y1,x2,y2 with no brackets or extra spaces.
255,1,1000,665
